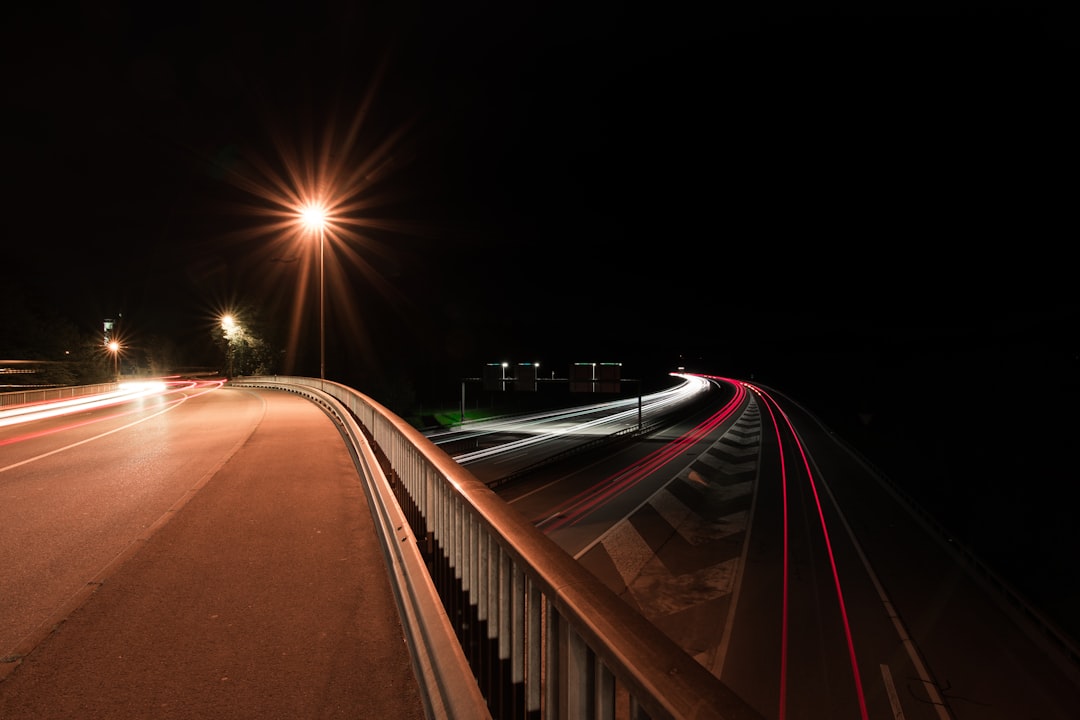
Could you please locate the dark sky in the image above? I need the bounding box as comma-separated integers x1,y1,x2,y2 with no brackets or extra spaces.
3,1,1074,399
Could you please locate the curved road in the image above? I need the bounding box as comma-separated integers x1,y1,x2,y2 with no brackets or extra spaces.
428,374,713,485
472,375,1080,720
0,380,424,719
1,380,259,657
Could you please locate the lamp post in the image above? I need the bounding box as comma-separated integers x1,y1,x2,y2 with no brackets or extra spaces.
221,315,236,378
107,340,120,381
300,204,328,380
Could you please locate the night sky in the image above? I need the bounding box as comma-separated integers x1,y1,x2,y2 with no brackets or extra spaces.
4,3,1074,394
3,0,1078,642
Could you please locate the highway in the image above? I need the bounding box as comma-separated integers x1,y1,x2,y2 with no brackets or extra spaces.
446,374,1080,720
426,373,714,485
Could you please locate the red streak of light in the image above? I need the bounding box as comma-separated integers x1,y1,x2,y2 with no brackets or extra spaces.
747,384,792,720
750,384,869,720
542,379,746,532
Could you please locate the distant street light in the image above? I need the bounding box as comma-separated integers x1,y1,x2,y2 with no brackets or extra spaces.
501,362,508,381
107,340,121,380
300,203,329,380
221,315,237,378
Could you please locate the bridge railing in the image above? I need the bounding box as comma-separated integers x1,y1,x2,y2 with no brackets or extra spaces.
233,376,762,720
0,382,118,408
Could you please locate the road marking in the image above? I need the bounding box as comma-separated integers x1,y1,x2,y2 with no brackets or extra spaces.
881,663,906,719
0,383,254,678
603,520,654,588
803,452,953,720
1,398,186,474
0,384,228,474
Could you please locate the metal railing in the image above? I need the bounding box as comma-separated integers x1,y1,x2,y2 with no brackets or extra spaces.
0,382,118,408
233,376,762,720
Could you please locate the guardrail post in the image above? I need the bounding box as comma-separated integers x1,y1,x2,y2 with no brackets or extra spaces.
527,579,543,718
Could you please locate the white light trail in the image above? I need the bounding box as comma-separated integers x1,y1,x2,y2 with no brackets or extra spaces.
0,381,177,428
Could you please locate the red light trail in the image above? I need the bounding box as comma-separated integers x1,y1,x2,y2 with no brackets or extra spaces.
749,382,869,720
539,380,747,533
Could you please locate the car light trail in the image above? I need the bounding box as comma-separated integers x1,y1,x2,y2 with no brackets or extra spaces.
0,381,224,465
427,395,646,444
538,378,746,532
0,381,186,428
749,382,869,720
448,374,711,465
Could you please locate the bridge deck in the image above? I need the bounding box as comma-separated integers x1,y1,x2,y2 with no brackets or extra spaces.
0,389,428,719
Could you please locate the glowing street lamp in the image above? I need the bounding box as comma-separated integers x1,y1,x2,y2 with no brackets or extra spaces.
300,203,328,380
221,315,237,378
107,340,121,380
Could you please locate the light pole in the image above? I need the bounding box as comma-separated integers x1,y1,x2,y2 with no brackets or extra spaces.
300,203,328,380
221,315,236,378
107,340,120,381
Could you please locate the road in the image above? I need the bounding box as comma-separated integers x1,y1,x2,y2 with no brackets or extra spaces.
6,376,1079,719
0,379,254,659
0,379,424,719
427,373,713,485
456,374,1080,720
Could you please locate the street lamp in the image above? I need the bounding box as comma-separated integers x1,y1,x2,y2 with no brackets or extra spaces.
221,315,236,378
107,340,121,381
300,203,328,380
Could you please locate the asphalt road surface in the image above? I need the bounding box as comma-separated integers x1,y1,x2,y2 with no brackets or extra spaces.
0,381,425,719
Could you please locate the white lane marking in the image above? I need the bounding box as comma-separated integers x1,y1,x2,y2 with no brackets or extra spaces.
0,389,206,474
802,446,953,720
0,387,264,670
881,663,906,719
604,520,655,588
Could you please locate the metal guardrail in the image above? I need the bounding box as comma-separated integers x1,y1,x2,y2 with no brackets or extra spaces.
233,376,763,720
0,383,118,408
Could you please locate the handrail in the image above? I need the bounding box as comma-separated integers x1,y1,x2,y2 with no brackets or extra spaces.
233,376,762,720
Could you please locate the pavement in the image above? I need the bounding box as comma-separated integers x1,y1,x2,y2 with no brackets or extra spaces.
0,390,428,720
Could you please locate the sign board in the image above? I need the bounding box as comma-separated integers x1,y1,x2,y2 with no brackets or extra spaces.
483,363,505,391
570,362,621,392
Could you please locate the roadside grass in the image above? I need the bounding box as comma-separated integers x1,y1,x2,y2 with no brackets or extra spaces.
405,406,502,430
